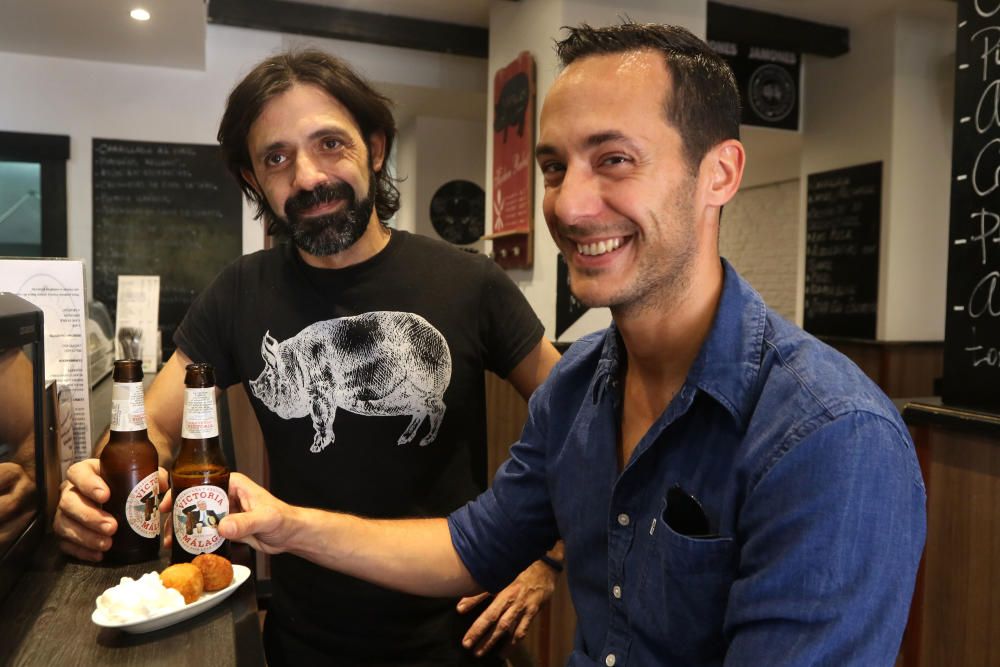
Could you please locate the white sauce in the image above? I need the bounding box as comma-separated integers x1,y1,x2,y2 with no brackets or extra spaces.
94,571,186,623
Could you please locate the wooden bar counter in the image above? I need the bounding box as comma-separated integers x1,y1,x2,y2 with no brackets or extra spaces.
899,398,1000,667
0,538,264,666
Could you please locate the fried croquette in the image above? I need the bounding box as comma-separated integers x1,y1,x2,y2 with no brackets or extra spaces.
159,563,204,604
192,553,233,591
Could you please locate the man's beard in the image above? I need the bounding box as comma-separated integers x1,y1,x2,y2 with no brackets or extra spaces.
269,175,376,256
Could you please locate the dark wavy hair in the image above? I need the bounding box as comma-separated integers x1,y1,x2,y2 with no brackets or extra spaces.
217,49,400,228
555,21,740,172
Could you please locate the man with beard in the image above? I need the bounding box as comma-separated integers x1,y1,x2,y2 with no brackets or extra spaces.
54,50,562,666
212,23,926,666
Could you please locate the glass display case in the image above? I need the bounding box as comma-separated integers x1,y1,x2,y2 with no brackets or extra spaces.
0,293,46,602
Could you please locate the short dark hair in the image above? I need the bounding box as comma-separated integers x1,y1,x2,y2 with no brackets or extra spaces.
217,49,400,226
554,21,740,171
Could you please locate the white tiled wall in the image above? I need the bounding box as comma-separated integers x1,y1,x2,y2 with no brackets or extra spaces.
720,179,800,322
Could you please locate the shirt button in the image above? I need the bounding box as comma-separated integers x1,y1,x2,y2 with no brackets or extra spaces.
612,584,622,599
605,654,617,667
617,513,630,527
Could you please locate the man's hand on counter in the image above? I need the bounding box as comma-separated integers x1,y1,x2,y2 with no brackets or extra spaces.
53,458,168,561
0,462,36,548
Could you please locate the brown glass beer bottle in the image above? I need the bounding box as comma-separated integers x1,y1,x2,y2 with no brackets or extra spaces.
100,359,160,563
171,363,230,564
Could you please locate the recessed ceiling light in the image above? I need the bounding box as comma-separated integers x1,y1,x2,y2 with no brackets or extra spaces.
130,8,151,21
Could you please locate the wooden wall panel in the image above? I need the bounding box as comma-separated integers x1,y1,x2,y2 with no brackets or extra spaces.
917,428,1000,666
485,371,529,482
486,372,576,667
826,341,943,398
226,384,267,484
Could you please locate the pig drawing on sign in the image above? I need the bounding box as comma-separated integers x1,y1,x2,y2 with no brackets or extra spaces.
494,71,530,143
250,311,452,453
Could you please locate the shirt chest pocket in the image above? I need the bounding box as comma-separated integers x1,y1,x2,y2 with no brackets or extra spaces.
635,499,737,663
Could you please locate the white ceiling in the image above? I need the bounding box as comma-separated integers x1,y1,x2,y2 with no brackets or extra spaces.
0,0,953,158
259,0,956,31
0,0,957,71
0,0,207,70
718,0,953,30
298,0,491,27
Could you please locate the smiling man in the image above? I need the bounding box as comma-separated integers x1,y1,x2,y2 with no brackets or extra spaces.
215,24,926,666
238,80,389,266
53,50,562,666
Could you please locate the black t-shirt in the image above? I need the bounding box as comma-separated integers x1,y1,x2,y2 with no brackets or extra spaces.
174,230,544,664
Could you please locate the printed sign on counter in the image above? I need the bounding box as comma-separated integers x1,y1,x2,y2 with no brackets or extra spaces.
114,275,160,373
0,258,92,463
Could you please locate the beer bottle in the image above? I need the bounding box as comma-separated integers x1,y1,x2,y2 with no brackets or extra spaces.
171,363,230,563
100,359,160,563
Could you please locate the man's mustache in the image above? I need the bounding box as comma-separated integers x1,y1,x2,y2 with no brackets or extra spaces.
284,181,356,218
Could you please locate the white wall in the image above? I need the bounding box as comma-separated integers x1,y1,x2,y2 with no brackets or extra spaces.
487,0,566,338
0,23,486,294
487,0,707,341
722,179,801,320
741,127,802,189
799,12,897,331
407,116,487,246
884,8,954,340
798,6,955,340
395,117,418,234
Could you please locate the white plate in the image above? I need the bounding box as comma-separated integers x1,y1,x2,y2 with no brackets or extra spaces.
92,564,251,634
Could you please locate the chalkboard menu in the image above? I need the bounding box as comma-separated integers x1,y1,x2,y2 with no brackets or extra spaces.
92,139,242,360
943,2,1000,408
803,162,882,339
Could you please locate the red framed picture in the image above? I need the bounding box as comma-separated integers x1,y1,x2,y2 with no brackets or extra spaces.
489,51,535,269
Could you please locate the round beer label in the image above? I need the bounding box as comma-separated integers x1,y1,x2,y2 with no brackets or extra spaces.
110,381,148,432
125,471,160,538
182,388,220,439
173,485,229,555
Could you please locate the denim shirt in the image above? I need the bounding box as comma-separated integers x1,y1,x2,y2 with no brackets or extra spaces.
450,260,926,666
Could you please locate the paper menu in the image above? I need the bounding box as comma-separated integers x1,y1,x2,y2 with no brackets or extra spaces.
0,258,93,463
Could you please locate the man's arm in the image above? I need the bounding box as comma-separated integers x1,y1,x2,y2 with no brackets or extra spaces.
505,338,561,401
723,412,926,665
218,472,479,597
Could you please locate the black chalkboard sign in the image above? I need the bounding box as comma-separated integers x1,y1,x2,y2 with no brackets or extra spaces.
92,138,242,360
803,162,882,339
942,2,1000,408
556,252,589,339
709,40,800,131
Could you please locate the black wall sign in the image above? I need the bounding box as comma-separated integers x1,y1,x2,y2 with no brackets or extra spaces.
943,1,1000,408
92,138,242,360
804,162,882,340
556,253,589,340
710,40,800,130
